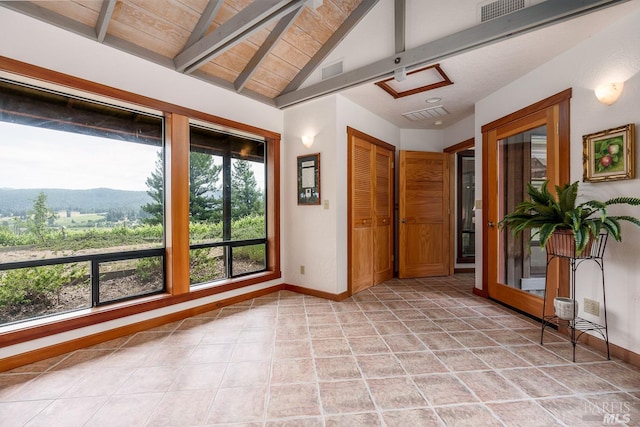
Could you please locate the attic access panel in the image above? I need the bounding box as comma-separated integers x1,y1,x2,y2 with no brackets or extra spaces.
375,64,453,99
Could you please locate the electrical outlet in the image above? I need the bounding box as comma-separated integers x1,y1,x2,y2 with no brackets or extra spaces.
300,265,305,275
584,298,600,316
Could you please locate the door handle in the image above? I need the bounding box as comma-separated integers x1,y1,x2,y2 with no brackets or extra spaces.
401,218,406,224
487,221,495,227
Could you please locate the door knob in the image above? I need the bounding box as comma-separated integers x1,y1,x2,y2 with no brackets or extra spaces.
487,221,495,227
401,218,406,224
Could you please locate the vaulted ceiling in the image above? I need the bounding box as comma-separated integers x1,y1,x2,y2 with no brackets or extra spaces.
1,0,636,129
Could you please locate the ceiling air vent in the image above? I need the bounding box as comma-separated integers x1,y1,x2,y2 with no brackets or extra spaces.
479,0,526,22
402,105,449,121
321,60,343,80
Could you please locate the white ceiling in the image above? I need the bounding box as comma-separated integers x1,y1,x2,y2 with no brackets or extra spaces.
309,0,640,130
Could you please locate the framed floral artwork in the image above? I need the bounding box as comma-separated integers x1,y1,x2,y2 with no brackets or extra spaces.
583,123,635,182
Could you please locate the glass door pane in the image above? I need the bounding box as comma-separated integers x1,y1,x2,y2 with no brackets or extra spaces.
497,125,547,296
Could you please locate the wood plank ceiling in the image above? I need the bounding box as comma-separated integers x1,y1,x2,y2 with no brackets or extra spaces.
7,0,372,104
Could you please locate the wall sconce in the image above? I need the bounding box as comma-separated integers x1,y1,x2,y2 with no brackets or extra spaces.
301,135,314,148
595,82,624,105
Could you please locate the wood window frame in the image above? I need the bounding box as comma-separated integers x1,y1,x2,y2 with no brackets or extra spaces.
0,56,281,348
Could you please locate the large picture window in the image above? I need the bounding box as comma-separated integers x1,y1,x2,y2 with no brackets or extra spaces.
0,79,165,325
188,123,267,285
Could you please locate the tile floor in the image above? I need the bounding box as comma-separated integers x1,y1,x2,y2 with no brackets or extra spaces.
1,274,640,426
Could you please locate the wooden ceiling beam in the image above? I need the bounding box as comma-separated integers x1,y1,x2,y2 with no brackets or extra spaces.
173,0,306,74
234,6,304,92
275,0,630,108
96,0,117,43
281,0,380,94
183,0,224,50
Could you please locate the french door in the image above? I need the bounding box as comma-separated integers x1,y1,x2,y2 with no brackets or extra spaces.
483,90,571,318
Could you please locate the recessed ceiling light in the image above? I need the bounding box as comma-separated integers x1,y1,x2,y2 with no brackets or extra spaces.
426,97,442,103
434,120,443,126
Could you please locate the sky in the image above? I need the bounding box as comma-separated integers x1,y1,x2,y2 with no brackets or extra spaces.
0,121,159,191
0,121,265,192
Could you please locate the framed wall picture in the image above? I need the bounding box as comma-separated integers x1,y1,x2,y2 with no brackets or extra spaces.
297,153,320,205
583,123,635,182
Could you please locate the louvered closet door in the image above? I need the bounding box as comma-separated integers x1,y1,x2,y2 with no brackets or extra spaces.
374,146,393,284
350,136,375,294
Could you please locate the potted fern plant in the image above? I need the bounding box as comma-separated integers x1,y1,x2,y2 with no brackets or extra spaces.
499,180,640,257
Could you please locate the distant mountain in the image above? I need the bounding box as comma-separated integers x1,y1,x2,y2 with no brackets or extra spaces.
0,188,152,217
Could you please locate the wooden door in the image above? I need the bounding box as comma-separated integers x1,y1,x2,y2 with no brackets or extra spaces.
483,90,570,318
374,146,394,284
348,127,395,294
398,151,450,278
350,136,375,294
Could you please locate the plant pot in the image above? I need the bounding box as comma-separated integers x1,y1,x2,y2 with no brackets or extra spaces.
554,297,578,320
546,229,594,258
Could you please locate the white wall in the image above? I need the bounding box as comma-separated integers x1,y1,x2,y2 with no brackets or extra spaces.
474,7,640,353
282,96,339,293
399,128,444,151
0,8,285,359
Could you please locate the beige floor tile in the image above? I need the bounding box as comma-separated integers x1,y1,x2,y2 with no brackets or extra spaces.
314,356,361,381
4,275,640,426
586,362,640,390
146,389,216,426
382,408,442,426
308,324,343,339
414,373,478,406
86,393,164,427
541,365,620,393
318,380,375,414
433,349,490,372
383,334,426,352
435,403,503,426
170,363,226,391
24,395,108,427
488,400,562,426
266,417,323,426
115,366,179,395
311,338,351,357
272,358,316,383
324,412,382,427
273,339,312,359
356,354,406,378
266,383,320,418
220,360,270,387
538,396,606,426
0,373,39,400
206,386,267,424
500,367,572,398
395,351,448,375
457,371,527,402
340,322,378,337
61,367,134,397
418,332,465,350
471,347,531,369
366,377,427,409
0,400,53,426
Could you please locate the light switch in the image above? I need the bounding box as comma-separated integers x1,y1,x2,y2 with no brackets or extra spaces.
323,200,329,209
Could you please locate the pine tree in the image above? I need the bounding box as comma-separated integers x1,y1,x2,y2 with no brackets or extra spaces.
142,151,222,225
231,159,263,219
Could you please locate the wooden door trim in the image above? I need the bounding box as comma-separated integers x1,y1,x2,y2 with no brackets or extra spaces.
481,89,571,312
444,138,475,276
481,88,572,133
347,126,395,151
